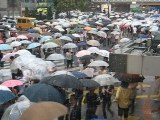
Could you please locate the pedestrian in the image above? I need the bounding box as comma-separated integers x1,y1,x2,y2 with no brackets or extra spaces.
66,50,73,69
0,51,4,67
98,66,108,75
101,85,114,119
66,94,81,120
114,82,132,120
83,89,100,120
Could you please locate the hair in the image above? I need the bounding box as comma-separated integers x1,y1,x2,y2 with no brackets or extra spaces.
10,56,15,60
121,81,129,88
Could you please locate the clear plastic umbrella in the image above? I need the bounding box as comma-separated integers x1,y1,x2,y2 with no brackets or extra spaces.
42,42,59,49
88,60,109,67
87,47,100,53
1,95,32,120
15,50,32,56
87,40,100,47
10,41,22,47
59,36,72,41
62,43,77,49
46,53,65,61
96,50,110,57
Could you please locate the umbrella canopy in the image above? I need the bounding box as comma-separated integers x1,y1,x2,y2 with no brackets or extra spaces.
0,44,12,51
88,30,97,35
119,38,131,43
71,71,88,79
87,47,100,53
59,36,72,41
88,60,109,67
76,50,91,57
80,79,100,88
42,42,59,49
15,49,32,56
87,40,100,46
40,36,53,43
2,80,24,88
42,75,83,88
6,37,16,43
96,50,110,57
110,31,120,35
27,33,40,38
80,55,95,62
20,102,67,120
1,53,16,62
97,31,107,38
17,35,28,40
52,70,73,76
10,41,22,47
84,26,92,31
62,43,77,49
26,42,41,49
20,40,32,45
93,74,119,86
101,27,109,31
1,95,32,120
0,85,16,104
72,33,81,38
46,53,65,61
23,84,65,103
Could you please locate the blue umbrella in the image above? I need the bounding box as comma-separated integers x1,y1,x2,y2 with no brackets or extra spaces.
23,84,65,103
71,71,88,79
77,41,87,47
0,44,12,51
20,40,32,44
26,42,41,49
40,36,52,43
0,90,16,104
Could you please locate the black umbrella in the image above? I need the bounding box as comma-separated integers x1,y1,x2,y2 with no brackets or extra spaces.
80,79,100,88
114,73,145,83
23,84,65,103
80,55,95,62
41,75,83,89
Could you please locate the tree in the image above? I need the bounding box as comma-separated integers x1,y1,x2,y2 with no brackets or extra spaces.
47,7,53,20
24,7,29,17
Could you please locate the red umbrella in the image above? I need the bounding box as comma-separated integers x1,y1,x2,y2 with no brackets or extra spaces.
0,40,4,44
2,80,24,88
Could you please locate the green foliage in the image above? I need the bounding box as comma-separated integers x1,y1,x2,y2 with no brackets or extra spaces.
24,7,29,17
47,7,52,20
130,8,142,13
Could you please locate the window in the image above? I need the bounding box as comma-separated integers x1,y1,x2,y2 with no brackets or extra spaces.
17,19,26,23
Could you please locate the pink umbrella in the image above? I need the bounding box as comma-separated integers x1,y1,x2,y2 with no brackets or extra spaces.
2,80,24,88
0,40,4,44
76,50,91,57
17,35,28,40
1,53,16,62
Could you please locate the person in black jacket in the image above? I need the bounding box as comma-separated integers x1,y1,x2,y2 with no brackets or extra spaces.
66,94,81,120
0,51,4,67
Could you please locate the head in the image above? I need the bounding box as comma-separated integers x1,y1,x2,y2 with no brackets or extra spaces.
10,56,15,61
121,81,129,88
100,66,106,70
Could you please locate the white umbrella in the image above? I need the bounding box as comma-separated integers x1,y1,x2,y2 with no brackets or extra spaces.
72,33,81,38
87,47,100,53
46,53,65,61
63,43,77,49
42,42,59,49
1,96,32,120
119,38,131,43
96,50,110,57
17,35,28,40
88,60,109,67
53,33,62,38
60,36,72,41
97,31,107,38
101,27,109,31
52,70,73,76
15,49,32,56
110,31,120,35
93,74,120,86
76,50,91,57
6,37,16,43
88,30,97,35
87,40,100,47
10,41,22,47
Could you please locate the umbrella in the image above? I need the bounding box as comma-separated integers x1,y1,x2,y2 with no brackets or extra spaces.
20,40,32,44
88,30,97,35
59,36,72,41
77,41,87,47
0,85,16,104
27,33,40,38
101,27,109,31
1,53,16,62
33,27,42,33
45,61,56,68
40,36,53,43
80,79,100,88
96,50,110,57
10,41,22,47
93,74,119,86
2,80,24,88
71,71,88,79
111,31,120,35
120,38,131,43
17,35,28,40
46,53,65,61
42,42,59,49
26,42,41,49
0,44,12,50
52,70,73,76
88,60,109,67
76,50,91,57
73,28,83,33
84,27,92,31
6,37,16,43
23,84,65,103
1,95,32,120
62,43,77,49
80,55,95,62
45,74,83,88
27,29,40,33
97,31,107,38
10,28,17,32
20,102,67,120
15,49,32,56
87,40,100,46
87,47,100,53
72,33,81,38
53,33,62,38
